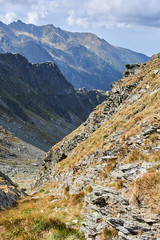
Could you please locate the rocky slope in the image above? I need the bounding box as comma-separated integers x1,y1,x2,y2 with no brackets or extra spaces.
0,125,45,189
0,20,150,90
0,171,25,211
33,54,160,239
0,52,106,190
0,52,106,152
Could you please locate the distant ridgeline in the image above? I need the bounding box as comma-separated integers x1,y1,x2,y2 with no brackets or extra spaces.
0,20,150,90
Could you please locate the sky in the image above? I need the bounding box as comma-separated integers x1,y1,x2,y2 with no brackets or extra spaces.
0,0,160,56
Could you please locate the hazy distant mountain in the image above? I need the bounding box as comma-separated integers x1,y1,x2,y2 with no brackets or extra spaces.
0,52,106,151
0,20,150,90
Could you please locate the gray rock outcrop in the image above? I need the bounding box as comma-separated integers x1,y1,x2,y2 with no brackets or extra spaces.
123,63,141,77
82,186,160,240
0,171,25,211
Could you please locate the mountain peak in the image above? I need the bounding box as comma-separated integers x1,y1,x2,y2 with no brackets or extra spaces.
17,19,24,24
0,20,150,90
0,51,106,148
9,19,26,26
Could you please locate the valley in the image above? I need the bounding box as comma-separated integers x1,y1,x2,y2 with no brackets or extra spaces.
0,52,106,189
0,53,159,240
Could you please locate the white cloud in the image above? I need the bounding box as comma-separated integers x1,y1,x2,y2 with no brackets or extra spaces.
27,11,38,24
65,0,160,29
4,11,17,24
26,4,48,24
67,10,88,27
67,10,75,26
0,0,160,29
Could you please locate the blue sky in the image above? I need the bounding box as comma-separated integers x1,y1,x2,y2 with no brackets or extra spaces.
0,0,160,56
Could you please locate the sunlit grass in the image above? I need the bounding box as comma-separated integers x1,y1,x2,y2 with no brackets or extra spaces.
0,190,85,240
128,172,160,214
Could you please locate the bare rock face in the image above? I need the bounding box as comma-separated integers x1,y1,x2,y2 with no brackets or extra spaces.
123,63,142,77
0,171,25,211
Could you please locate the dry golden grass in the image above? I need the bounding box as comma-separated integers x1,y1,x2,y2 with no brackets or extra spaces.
55,124,105,172
68,192,85,206
144,133,160,147
98,225,118,240
128,172,160,214
114,179,123,190
123,149,160,164
0,188,85,240
84,185,93,193
123,148,145,164
103,159,117,174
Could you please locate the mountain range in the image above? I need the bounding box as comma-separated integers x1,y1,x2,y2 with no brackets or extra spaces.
0,20,150,90
0,19,159,240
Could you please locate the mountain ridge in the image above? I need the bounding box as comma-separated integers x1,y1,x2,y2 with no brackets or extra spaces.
0,20,150,90
0,52,106,152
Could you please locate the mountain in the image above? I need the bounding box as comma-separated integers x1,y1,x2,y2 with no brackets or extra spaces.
0,54,159,239
0,52,106,153
0,20,150,90
22,54,160,239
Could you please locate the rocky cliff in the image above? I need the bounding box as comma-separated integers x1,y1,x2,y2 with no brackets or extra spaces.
33,54,160,239
0,20,150,90
0,52,106,152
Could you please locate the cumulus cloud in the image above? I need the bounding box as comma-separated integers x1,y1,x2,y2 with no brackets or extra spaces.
67,10,88,27
27,11,39,25
70,0,160,29
0,0,160,29
26,4,48,24
3,11,17,24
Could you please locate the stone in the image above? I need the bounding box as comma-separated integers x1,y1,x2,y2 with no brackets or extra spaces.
0,171,25,211
123,63,141,77
142,124,160,137
154,70,159,75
